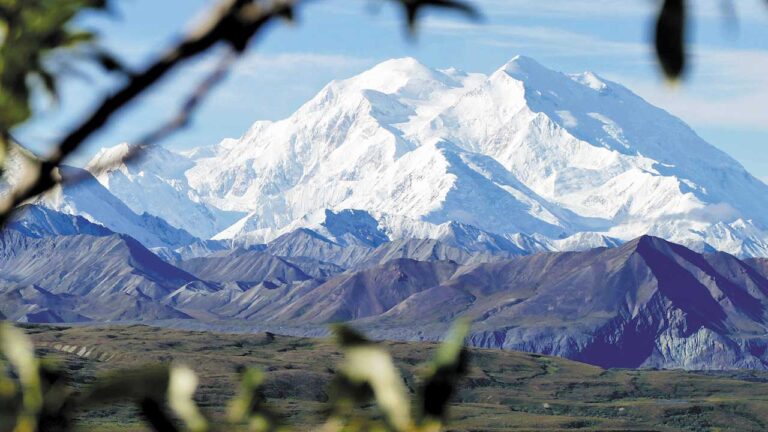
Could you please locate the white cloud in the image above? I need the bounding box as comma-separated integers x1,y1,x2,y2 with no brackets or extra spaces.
419,18,652,61
473,0,652,17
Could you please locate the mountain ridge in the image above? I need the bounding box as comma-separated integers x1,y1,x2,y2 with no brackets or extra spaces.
4,208,768,369
71,55,768,257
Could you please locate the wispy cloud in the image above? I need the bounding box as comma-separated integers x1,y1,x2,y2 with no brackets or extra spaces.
474,0,768,22
612,49,768,130
473,0,651,18
422,19,650,59
229,52,374,78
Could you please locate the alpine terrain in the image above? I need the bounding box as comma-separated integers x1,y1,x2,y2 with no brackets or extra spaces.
79,56,768,257
3,56,768,370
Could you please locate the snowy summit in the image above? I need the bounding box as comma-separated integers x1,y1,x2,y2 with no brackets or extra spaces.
55,56,768,257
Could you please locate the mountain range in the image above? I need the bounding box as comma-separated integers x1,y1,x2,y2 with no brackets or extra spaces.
72,55,768,257
3,56,768,369
3,205,768,369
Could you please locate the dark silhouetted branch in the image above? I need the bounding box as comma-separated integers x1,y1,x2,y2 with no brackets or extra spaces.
0,0,295,223
85,50,237,179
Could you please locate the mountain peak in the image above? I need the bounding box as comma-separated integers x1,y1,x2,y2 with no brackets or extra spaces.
86,143,132,173
625,234,674,252
58,56,768,258
498,55,550,78
347,57,457,96
354,57,433,84
371,56,426,72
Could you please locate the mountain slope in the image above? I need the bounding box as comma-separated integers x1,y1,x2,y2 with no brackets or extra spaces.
355,236,768,369
0,229,199,321
165,236,768,370
177,248,312,285
7,204,114,238
37,166,197,248
5,225,768,369
87,144,244,238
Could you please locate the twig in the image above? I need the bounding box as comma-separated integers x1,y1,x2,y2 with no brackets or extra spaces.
85,50,237,179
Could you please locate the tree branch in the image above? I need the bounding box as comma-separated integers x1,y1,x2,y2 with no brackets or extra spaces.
85,50,237,179
0,0,295,223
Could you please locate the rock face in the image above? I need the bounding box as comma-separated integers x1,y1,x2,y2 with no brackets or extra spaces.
177,248,313,285
36,167,198,249
7,204,114,238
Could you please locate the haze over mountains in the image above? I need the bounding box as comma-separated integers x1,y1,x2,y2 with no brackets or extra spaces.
3,56,768,369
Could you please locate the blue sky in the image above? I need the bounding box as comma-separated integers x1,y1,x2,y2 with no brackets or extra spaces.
15,0,768,178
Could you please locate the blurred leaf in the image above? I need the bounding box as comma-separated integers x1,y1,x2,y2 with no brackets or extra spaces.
333,324,372,348
228,367,263,422
90,48,131,75
228,367,281,432
76,364,197,432
0,323,42,432
168,365,208,432
390,0,479,34
77,364,171,406
0,0,111,135
0,137,5,172
419,319,469,424
140,397,180,432
655,0,686,80
334,325,413,432
37,69,59,102
35,361,78,432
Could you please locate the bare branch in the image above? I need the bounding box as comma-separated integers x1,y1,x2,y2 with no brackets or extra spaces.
86,50,238,178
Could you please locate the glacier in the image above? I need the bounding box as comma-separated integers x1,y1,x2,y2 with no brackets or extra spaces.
15,55,768,257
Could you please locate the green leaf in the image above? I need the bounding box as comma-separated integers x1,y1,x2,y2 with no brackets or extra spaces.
228,367,281,432
168,365,208,432
0,323,42,432
333,325,413,432
0,0,112,133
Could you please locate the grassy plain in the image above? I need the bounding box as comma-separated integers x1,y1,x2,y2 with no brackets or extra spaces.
5,324,768,431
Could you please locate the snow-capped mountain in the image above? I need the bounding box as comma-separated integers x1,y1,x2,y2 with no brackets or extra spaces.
86,56,768,257
87,144,244,239
36,166,197,249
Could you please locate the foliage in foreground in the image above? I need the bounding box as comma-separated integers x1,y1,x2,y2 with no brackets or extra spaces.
0,321,470,432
